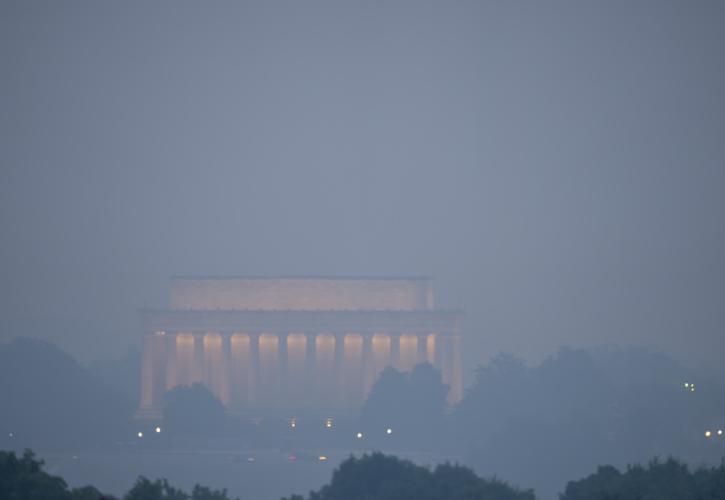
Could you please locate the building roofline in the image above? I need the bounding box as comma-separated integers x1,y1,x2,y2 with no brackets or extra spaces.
170,275,434,281
139,307,465,314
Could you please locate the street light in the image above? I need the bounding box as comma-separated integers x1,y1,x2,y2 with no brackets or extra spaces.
356,432,363,439
386,428,392,435
137,431,144,438
705,430,712,438
155,426,162,433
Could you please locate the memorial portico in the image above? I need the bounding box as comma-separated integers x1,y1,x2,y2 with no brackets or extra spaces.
137,277,463,419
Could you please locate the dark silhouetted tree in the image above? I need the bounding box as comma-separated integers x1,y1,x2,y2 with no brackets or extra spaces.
0,449,114,500
561,457,725,500
359,363,448,448
163,383,226,436
124,476,238,500
453,347,725,500
281,453,534,500
0,338,133,450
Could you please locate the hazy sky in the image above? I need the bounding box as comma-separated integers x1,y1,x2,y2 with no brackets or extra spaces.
1,1,724,378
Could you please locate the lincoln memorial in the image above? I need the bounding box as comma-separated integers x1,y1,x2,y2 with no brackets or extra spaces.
137,277,463,419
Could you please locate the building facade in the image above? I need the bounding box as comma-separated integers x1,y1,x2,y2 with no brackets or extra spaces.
138,277,463,419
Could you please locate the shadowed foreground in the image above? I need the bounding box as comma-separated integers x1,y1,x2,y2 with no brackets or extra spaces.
281,453,534,500
4,448,725,500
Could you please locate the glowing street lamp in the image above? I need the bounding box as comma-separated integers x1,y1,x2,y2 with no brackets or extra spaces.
705,430,712,438
325,418,333,429
356,432,363,439
718,430,723,436
137,431,144,438
386,428,392,435
290,418,297,429
155,426,162,433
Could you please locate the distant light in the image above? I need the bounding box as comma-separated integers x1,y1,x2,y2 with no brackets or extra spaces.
325,418,333,429
155,426,161,433
8,432,13,438
288,454,297,461
246,457,255,463
705,430,712,438
684,383,690,388
386,428,392,435
356,432,363,439
290,418,297,429
137,432,144,438
718,430,723,436
318,455,328,462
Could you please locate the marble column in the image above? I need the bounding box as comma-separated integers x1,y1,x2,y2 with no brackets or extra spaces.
221,334,232,406
140,331,167,413
450,334,463,403
426,333,437,366
174,333,195,386
202,332,229,406
305,332,317,407
192,333,204,384
440,334,452,388
229,333,251,411
398,333,418,372
286,333,307,408
278,332,289,408
249,333,260,404
390,333,401,371
371,333,391,381
439,333,463,404
432,333,443,372
212,332,231,408
257,333,280,408
140,333,155,411
165,332,178,391
343,333,364,408
315,333,336,407
416,334,428,367
333,332,346,408
361,333,374,398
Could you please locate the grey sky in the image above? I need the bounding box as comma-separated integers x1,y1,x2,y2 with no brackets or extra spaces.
1,1,724,378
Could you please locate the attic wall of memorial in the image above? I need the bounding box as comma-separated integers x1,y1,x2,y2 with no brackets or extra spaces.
169,277,435,311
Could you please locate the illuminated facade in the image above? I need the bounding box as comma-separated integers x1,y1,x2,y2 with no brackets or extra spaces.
137,277,463,418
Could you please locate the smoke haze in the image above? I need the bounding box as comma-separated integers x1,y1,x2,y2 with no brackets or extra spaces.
2,1,724,378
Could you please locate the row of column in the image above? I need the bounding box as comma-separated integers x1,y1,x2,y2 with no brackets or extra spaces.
140,331,462,415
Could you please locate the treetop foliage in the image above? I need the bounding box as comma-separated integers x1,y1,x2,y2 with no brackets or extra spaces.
124,476,238,500
282,453,535,500
0,449,109,500
0,449,239,500
561,457,725,500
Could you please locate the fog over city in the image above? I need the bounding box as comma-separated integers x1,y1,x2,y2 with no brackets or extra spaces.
1,2,724,500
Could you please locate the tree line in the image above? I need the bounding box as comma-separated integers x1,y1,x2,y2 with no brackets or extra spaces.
3,448,725,500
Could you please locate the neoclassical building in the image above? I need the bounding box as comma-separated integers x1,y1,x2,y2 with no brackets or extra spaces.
138,277,463,419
